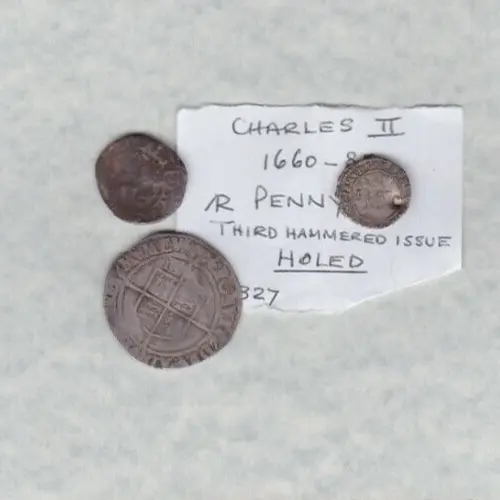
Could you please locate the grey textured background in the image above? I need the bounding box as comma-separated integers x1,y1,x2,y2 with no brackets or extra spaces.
0,1,496,498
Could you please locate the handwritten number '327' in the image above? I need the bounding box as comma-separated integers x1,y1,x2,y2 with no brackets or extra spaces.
241,286,280,306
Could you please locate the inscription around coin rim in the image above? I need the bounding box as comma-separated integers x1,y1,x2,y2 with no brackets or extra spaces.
336,154,411,229
103,231,242,369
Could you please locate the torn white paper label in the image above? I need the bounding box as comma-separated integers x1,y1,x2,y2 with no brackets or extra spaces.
176,105,463,312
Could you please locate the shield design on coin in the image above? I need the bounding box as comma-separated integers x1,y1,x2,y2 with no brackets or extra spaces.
104,232,242,369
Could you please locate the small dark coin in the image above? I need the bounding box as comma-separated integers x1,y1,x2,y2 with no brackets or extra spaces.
95,133,187,224
336,155,411,229
103,231,242,369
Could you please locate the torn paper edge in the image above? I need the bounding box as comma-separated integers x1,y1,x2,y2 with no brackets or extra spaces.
175,103,464,315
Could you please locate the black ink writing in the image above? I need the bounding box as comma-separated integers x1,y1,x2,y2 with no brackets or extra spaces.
367,117,405,138
231,117,354,136
208,220,453,252
346,151,357,165
204,194,234,212
286,227,387,245
331,195,342,218
263,148,318,170
210,220,278,239
254,185,338,211
396,235,452,248
275,249,367,274
241,285,280,306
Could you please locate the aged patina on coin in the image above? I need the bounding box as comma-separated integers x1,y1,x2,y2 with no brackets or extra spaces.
104,231,242,369
95,133,187,223
336,154,411,229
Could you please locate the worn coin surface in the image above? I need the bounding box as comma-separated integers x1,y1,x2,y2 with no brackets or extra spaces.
95,133,187,223
336,155,411,229
104,231,242,369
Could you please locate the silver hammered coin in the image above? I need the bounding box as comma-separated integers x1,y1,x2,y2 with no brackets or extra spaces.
335,154,411,229
103,231,242,369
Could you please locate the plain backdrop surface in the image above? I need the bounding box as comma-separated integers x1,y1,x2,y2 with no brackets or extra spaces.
0,1,497,499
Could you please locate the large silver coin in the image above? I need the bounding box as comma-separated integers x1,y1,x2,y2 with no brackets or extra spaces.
336,155,411,229
104,231,242,369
